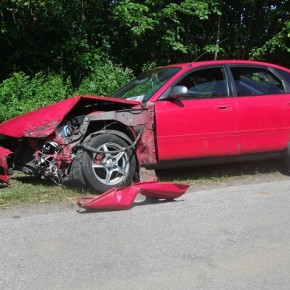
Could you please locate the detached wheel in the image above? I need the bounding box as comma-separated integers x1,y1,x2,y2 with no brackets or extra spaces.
81,134,136,193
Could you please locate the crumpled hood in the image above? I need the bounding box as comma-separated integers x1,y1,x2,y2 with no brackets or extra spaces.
0,95,140,138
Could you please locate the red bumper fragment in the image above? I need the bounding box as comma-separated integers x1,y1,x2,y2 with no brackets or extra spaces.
136,181,189,200
77,186,139,210
0,147,13,183
77,182,189,210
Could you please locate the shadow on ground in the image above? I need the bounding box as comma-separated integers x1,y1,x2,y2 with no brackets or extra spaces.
13,159,289,188
156,159,288,183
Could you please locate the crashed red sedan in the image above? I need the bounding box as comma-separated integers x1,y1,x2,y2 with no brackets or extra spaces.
1,60,290,192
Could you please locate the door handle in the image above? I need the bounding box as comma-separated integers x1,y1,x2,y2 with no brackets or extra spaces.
215,105,232,111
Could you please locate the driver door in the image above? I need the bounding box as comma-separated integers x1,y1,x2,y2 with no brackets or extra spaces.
154,66,240,161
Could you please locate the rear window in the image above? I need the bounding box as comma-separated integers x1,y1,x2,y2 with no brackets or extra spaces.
275,68,290,89
230,66,285,96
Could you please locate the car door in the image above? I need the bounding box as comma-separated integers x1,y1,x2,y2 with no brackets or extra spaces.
154,66,240,161
229,65,290,153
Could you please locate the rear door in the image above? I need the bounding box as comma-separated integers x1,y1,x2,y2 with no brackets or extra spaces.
229,65,290,153
154,66,240,161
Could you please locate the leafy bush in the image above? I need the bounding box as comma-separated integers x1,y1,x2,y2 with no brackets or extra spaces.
0,59,133,122
75,59,134,96
141,61,157,72
0,72,72,122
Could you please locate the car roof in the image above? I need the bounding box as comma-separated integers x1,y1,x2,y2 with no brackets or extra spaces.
162,60,290,72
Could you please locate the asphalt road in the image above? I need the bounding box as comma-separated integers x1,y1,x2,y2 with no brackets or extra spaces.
1,180,290,290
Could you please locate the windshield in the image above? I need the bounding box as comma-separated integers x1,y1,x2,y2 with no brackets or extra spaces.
111,67,180,102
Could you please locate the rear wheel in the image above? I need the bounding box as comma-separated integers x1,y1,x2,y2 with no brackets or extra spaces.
81,134,136,193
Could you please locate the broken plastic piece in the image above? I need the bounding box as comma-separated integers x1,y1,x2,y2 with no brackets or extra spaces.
0,147,13,183
77,181,189,210
136,181,189,200
77,186,139,210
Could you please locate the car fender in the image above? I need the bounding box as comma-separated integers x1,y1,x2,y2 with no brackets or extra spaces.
78,103,157,168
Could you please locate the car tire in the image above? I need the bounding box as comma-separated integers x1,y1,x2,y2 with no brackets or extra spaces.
283,143,290,173
81,133,136,193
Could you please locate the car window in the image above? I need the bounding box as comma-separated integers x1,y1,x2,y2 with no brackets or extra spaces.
230,66,285,96
275,68,290,91
110,67,180,102
176,67,228,99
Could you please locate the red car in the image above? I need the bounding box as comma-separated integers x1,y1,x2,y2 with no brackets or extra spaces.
1,60,290,192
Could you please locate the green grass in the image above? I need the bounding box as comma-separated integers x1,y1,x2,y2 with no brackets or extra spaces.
0,160,286,207
0,171,90,207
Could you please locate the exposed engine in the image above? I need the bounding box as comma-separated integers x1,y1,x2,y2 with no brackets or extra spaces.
33,122,76,184
35,141,63,184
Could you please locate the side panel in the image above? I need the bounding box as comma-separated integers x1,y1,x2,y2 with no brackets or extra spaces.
154,98,240,160
237,94,290,153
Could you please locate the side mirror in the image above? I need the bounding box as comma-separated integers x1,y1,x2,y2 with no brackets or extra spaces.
167,85,188,99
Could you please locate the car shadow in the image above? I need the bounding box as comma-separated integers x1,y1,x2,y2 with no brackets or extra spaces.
13,159,288,187
12,174,56,185
155,159,289,182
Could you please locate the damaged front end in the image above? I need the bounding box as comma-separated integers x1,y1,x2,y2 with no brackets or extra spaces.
0,96,157,192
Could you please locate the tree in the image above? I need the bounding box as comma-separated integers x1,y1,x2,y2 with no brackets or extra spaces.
0,0,289,87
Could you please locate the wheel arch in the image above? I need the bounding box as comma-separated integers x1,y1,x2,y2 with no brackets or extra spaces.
84,128,135,147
